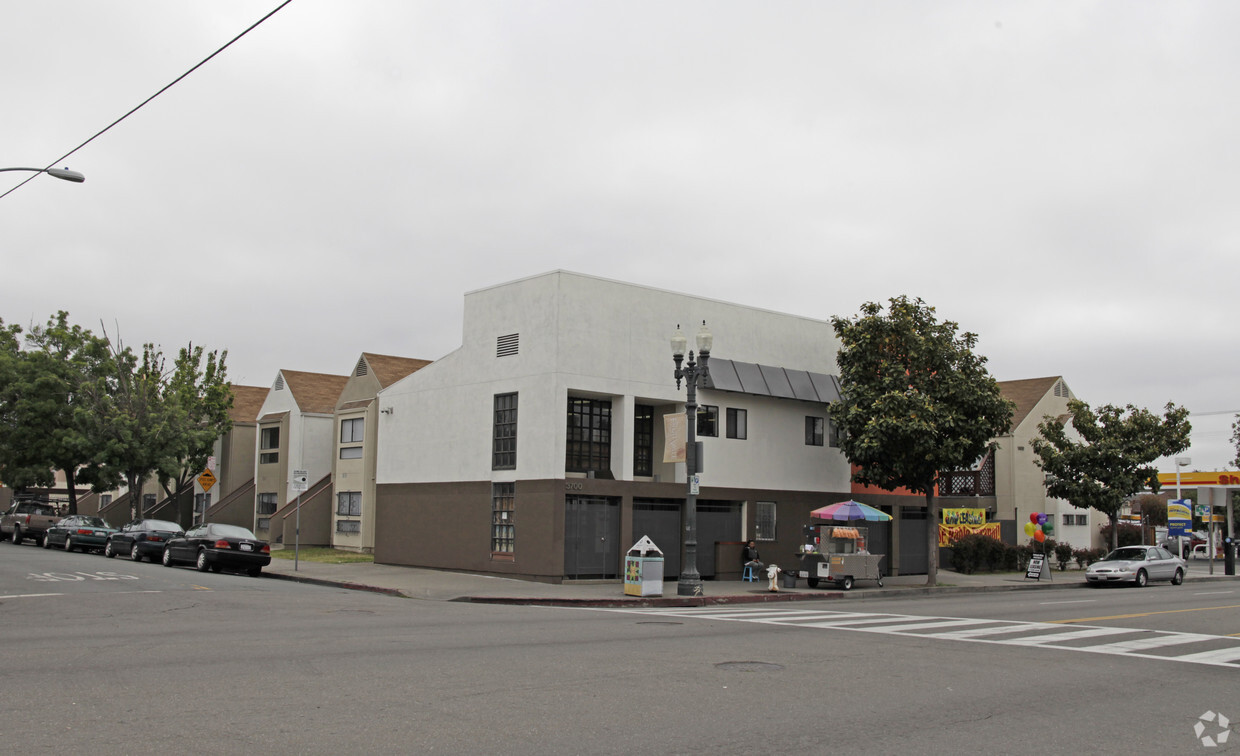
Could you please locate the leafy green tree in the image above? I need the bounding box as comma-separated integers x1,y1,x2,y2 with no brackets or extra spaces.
831,296,1015,586
1031,400,1191,551
1231,414,1239,468
156,344,233,501
0,313,111,513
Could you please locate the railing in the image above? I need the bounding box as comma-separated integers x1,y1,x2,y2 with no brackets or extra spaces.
940,452,996,497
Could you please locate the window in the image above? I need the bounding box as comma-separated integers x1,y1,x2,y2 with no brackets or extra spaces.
260,426,280,464
336,520,361,534
726,408,747,440
697,405,718,437
340,417,364,443
339,446,363,460
634,404,654,477
805,416,824,446
828,417,839,448
257,492,277,515
257,518,271,531
1063,514,1087,526
336,491,362,516
100,493,112,508
756,501,776,541
493,393,517,470
566,397,611,473
143,493,156,511
491,482,515,554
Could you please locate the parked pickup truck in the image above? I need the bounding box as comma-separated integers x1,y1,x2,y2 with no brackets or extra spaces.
1,500,61,546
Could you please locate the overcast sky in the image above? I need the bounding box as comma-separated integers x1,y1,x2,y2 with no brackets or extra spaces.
4,1,1237,472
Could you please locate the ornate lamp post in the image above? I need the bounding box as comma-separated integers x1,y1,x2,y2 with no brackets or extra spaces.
671,320,712,597
0,167,86,183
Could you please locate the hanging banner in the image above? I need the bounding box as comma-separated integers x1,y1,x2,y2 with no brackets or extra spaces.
942,508,987,525
939,522,1002,547
662,413,686,464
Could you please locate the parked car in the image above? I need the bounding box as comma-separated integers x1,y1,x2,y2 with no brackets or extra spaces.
2,500,60,546
105,519,184,562
162,523,271,576
1085,545,1185,587
43,516,118,553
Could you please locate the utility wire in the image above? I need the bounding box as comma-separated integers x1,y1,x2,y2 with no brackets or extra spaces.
1,0,293,201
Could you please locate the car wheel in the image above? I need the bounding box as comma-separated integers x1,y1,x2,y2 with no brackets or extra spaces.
196,549,211,573
104,541,116,558
1135,569,1148,587
841,576,854,591
162,547,174,567
1171,568,1184,586
130,544,143,562
247,567,262,577
43,534,54,549
64,536,74,552
12,528,22,545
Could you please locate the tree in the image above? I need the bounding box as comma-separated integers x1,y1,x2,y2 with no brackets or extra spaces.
1134,493,1168,529
1231,414,1239,468
1031,399,1191,552
831,296,1015,586
0,313,111,513
156,344,233,502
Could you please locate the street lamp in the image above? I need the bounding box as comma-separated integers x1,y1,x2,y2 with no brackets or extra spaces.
671,320,712,597
0,167,86,183
1175,456,1191,558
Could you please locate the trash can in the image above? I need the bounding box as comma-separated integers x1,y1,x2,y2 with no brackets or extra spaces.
781,569,797,589
624,535,665,597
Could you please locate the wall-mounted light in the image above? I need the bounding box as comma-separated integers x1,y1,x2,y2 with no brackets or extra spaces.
380,407,394,415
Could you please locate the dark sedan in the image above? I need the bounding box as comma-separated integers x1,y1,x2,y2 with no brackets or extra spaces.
43,516,117,553
105,519,184,562
162,523,271,576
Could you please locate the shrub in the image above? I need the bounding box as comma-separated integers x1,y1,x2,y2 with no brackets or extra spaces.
950,533,1010,574
1053,541,1074,571
1098,522,1143,548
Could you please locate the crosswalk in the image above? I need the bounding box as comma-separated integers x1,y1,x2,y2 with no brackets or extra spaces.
602,605,1240,670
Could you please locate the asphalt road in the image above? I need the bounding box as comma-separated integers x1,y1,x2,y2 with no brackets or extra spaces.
3,543,1238,755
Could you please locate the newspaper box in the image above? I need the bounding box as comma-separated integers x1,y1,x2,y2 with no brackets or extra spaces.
624,536,664,597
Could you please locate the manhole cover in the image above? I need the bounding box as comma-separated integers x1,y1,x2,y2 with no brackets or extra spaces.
715,661,784,672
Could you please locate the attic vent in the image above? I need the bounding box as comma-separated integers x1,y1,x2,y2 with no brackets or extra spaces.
497,333,519,357
274,375,285,391
1054,380,1068,398
355,358,368,377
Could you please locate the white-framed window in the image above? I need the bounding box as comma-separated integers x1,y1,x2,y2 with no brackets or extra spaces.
755,501,776,541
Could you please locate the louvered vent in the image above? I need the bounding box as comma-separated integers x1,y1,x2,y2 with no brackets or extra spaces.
1054,380,1068,398
355,357,368,377
497,333,519,357
274,375,285,390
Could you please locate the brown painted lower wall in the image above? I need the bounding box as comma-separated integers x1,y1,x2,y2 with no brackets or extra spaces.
375,478,893,583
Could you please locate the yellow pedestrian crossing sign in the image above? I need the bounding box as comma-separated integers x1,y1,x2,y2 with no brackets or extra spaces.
198,468,217,492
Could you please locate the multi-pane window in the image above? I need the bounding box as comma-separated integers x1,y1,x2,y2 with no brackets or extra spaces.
257,492,278,515
805,416,825,446
260,426,280,464
726,408,747,440
340,418,364,443
634,404,654,477
491,482,515,554
493,393,518,470
336,520,360,534
697,405,718,437
336,491,362,516
1062,514,1087,526
100,494,112,507
756,501,776,541
566,397,611,473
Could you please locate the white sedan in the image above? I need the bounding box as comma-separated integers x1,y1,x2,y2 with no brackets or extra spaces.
1085,545,1185,587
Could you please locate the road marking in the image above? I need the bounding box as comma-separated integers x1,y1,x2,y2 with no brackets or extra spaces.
0,593,63,599
1039,599,1095,605
1193,591,1235,596
601,606,1240,670
1046,604,1240,624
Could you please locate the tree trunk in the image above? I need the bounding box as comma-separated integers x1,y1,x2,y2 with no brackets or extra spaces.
1109,512,1119,551
925,490,938,586
128,472,142,521
64,467,79,516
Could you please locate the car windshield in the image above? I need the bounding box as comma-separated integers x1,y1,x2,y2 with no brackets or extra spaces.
1107,547,1147,561
210,524,258,540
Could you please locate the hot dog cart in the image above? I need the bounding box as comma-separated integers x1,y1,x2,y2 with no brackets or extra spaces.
798,524,885,590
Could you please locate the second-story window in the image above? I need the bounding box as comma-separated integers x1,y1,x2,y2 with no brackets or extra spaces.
697,405,718,437
493,393,518,470
566,397,611,473
260,426,280,464
340,417,364,459
805,416,824,446
726,408,747,440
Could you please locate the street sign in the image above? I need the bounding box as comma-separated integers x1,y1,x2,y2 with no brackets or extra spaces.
1025,553,1046,581
197,469,217,492
292,470,309,492
689,474,700,496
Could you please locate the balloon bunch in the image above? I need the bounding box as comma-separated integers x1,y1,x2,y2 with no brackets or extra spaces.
1023,513,1052,543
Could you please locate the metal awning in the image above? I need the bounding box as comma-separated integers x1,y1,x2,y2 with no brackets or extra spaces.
705,358,841,403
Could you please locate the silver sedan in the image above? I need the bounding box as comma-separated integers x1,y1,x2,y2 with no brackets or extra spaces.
1085,545,1185,587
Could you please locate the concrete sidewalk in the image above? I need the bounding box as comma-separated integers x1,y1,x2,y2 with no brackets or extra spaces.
261,555,1237,607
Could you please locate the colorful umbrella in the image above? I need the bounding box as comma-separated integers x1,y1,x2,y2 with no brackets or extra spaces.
810,500,892,522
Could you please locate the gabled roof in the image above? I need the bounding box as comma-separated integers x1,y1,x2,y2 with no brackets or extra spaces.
998,376,1068,429
279,370,349,415
359,353,433,388
227,385,270,424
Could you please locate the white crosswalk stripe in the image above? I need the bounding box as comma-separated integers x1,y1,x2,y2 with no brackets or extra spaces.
601,605,1240,670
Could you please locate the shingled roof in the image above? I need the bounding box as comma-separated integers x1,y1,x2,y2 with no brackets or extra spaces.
227,384,270,424
998,376,1068,429
359,353,433,388
279,370,349,415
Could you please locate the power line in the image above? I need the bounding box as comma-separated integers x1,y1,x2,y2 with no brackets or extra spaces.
1,0,294,201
